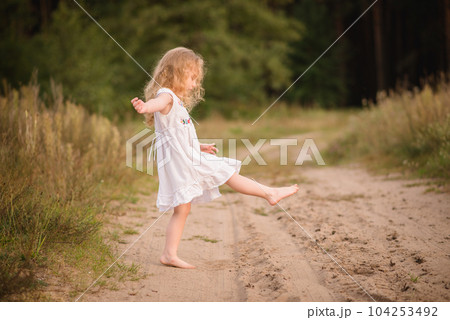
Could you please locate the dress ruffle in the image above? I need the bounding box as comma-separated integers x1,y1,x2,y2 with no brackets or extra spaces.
156,156,242,212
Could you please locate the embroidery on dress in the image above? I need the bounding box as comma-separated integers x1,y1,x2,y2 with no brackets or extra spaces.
180,117,191,125
176,96,190,124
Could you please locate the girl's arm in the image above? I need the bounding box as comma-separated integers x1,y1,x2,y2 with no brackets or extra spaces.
131,93,173,114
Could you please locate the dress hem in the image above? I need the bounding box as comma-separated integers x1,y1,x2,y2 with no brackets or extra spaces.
156,159,242,212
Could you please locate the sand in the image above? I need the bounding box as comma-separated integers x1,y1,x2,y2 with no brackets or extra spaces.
75,163,449,302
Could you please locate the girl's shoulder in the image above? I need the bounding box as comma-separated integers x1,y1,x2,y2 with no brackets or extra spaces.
156,88,178,100
156,88,184,108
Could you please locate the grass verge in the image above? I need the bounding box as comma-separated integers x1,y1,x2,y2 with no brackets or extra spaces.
0,77,151,300
327,76,450,185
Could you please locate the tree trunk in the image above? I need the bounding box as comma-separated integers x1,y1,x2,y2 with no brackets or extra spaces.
373,1,386,92
334,1,346,105
444,0,450,73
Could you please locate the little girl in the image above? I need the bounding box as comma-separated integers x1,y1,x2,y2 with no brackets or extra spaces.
131,47,299,269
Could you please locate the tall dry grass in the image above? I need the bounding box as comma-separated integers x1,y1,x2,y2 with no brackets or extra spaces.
0,78,133,298
328,76,450,179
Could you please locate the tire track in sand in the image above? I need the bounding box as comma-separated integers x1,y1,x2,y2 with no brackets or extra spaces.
75,176,334,301
224,192,336,301
73,164,449,301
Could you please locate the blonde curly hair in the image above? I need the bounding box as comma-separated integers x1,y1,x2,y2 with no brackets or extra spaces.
143,47,205,127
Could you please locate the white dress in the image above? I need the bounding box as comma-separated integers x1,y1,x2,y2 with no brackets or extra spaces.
148,88,242,212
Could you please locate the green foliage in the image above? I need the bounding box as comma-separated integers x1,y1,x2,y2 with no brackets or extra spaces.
286,0,348,107
102,0,301,119
0,0,301,120
1,0,448,119
32,2,118,117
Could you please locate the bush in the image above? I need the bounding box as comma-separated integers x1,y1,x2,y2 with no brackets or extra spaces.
0,77,128,298
328,76,450,179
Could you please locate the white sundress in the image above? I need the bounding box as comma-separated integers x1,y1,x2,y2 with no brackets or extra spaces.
148,88,242,212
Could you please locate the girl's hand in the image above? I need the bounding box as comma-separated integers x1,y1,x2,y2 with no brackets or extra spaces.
131,97,148,114
200,143,218,155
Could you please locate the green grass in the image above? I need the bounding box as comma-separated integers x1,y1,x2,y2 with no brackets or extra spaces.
327,77,450,185
123,228,139,235
0,79,147,300
188,235,220,243
253,207,268,216
409,273,420,283
192,106,353,179
196,106,353,149
132,207,148,212
109,230,121,243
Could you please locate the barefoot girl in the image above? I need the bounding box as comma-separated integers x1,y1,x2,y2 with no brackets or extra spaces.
131,47,299,269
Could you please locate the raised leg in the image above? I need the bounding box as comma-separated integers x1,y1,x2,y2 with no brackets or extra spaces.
160,202,195,269
225,172,299,206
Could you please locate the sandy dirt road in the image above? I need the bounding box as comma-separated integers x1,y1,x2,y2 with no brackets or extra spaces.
77,162,450,302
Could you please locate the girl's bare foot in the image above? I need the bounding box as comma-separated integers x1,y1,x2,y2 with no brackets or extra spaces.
265,184,299,206
160,254,196,269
